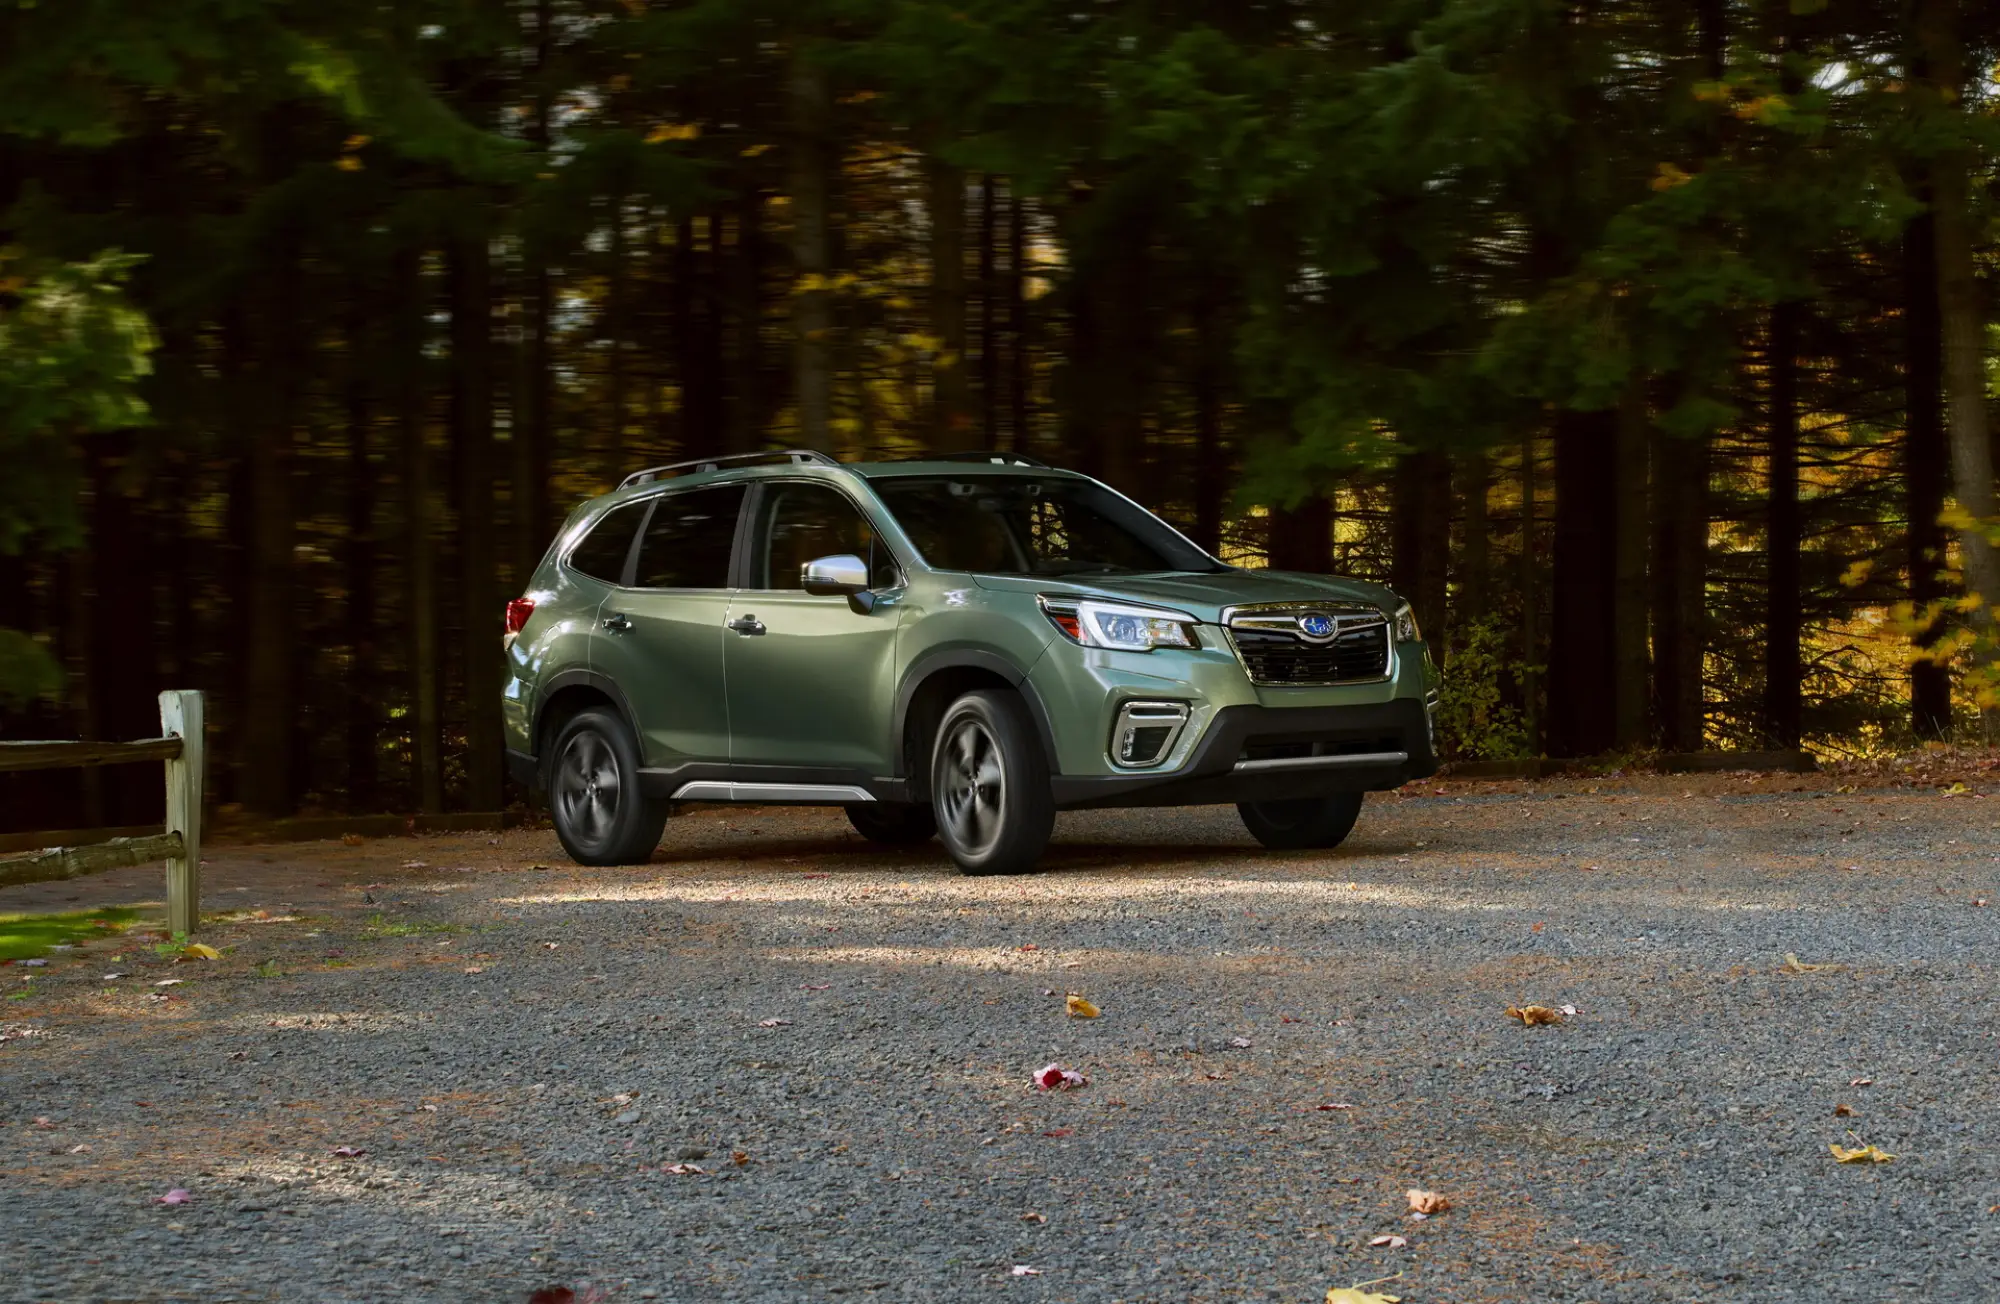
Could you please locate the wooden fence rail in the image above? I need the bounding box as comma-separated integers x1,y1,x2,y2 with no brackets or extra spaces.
0,691,205,934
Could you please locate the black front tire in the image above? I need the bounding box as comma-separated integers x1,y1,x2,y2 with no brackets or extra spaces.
1238,792,1364,851
844,802,938,845
546,707,670,866
930,689,1054,876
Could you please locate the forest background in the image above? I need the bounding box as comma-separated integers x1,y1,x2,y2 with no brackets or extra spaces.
5,0,2000,831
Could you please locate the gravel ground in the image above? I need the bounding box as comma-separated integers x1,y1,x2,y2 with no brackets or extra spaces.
2,776,1997,1303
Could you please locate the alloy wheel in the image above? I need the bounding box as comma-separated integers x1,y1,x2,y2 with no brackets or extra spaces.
556,730,621,845
936,716,1005,856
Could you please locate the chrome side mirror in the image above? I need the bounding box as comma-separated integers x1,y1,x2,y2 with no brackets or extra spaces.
801,553,875,613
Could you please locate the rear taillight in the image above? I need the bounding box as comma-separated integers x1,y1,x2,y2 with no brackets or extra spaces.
504,598,536,635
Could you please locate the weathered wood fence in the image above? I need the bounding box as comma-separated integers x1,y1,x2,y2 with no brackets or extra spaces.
0,690,205,935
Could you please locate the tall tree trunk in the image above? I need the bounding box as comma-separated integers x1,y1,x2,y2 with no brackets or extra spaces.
86,433,160,823
1459,451,1490,623
1763,302,1803,748
978,175,999,447
1650,421,1709,752
1613,384,1650,748
1904,199,1952,738
603,190,628,486
727,189,766,455
1520,430,1541,752
927,156,971,449
241,257,299,816
345,291,378,811
1548,408,1619,757
1269,496,1332,573
1917,0,2000,737
515,0,554,571
1191,274,1225,555
452,224,504,810
1392,449,1451,655
1008,192,1030,452
788,51,834,451
399,249,444,814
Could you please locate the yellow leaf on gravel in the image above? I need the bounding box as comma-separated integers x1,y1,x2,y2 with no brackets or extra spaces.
1065,995,1100,1019
1505,1004,1565,1026
1326,1291,1400,1304
1830,1142,1895,1163
183,944,222,960
1782,953,1839,974
1406,1188,1451,1215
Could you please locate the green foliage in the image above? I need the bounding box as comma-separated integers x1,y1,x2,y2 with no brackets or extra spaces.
0,907,139,961
1434,618,1532,761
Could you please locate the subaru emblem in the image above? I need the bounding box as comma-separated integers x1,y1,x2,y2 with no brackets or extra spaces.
1298,612,1335,639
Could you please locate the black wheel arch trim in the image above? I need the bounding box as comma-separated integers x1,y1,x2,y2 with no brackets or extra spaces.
891,646,1060,782
530,669,646,783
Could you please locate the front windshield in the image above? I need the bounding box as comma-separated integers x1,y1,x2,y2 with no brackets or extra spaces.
870,474,1223,577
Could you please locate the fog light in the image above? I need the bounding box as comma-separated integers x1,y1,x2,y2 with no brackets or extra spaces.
1111,701,1190,769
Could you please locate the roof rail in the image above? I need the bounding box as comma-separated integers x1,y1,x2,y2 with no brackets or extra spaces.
618,448,838,489
890,450,1050,468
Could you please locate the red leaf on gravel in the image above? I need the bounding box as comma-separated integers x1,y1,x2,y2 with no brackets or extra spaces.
662,1163,705,1175
154,1188,193,1206
330,1146,366,1158
1018,943,1039,952
1369,1235,1407,1248
1042,1129,1073,1138
798,983,830,991
1034,1062,1086,1091
1315,1103,1355,1111
757,1018,791,1028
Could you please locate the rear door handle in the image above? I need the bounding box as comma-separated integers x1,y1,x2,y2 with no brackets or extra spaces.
727,615,766,636
602,612,632,633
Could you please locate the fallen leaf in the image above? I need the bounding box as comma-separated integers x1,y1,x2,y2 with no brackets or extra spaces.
1229,1036,1253,1048
1558,1003,1580,1017
1782,953,1839,974
153,979,184,988
341,833,365,846
1018,943,1039,952
1830,1142,1894,1163
798,983,831,991
329,1145,367,1158
1011,1266,1043,1277
463,966,484,975
1326,1282,1402,1304
1065,995,1100,1019
1975,898,1990,908
1020,1212,1046,1224
662,1162,705,1175
153,1187,194,1206
1505,1005,1565,1026
1368,1235,1408,1248
607,1091,640,1106
756,1018,791,1028
541,942,560,950
1406,1189,1451,1215
31,1117,55,1129
67,1143,90,1154
731,1150,749,1166
1315,1102,1355,1111
1042,1128,1073,1138
1530,921,1546,933
1034,1062,1087,1091
1850,1077,1873,1087
1834,1104,1857,1117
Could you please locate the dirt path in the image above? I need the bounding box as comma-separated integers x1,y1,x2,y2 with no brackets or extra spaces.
2,777,1995,1303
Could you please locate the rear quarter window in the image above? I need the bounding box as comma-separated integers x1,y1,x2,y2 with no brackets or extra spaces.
566,500,649,584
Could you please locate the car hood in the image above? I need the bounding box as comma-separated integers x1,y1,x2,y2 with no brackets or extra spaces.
969,568,1401,624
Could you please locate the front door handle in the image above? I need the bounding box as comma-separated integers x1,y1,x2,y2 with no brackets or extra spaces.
727,615,766,636
602,612,632,633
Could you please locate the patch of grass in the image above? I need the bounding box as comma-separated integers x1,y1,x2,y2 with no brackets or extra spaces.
0,908,141,961
363,912,464,938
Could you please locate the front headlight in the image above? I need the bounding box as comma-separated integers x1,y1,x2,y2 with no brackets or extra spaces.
1039,596,1199,651
1392,602,1420,643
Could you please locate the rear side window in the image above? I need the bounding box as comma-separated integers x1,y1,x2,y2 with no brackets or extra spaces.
632,484,746,589
757,482,897,589
566,501,648,584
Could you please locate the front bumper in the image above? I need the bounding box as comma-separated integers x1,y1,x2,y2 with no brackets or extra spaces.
1049,697,1437,810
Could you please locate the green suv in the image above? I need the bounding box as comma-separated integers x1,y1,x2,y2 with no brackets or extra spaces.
502,450,1439,874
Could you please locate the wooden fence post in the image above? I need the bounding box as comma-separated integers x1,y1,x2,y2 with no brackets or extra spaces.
160,690,204,936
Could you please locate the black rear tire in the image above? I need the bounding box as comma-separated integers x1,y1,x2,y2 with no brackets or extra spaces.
546,707,669,866
931,689,1054,876
844,802,938,845
1238,792,1364,851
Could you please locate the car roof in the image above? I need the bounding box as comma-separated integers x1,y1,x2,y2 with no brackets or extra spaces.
581,457,1088,512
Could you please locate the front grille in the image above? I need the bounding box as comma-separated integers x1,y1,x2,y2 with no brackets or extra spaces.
1229,622,1390,685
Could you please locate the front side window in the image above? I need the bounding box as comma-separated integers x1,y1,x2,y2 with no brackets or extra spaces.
756,482,898,590
631,484,746,589
870,475,1222,577
566,500,649,584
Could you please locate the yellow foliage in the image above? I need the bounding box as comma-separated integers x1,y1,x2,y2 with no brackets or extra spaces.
646,123,700,144
1651,162,1693,191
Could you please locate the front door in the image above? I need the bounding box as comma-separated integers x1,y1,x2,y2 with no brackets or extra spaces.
724,480,903,775
590,483,746,770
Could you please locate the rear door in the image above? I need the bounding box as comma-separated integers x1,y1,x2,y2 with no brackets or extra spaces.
724,480,903,774
589,483,747,770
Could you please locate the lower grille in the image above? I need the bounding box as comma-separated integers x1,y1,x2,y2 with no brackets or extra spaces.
1229,623,1390,685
